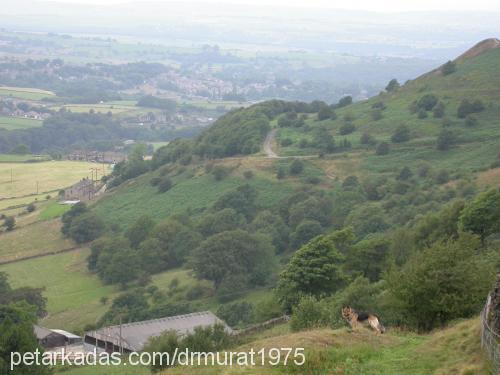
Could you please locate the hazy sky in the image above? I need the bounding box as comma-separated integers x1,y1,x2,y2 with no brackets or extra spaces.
47,0,500,12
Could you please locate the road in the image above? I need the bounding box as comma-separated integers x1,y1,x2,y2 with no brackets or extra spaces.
263,128,279,158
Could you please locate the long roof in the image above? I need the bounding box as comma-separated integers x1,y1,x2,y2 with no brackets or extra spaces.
85,311,231,352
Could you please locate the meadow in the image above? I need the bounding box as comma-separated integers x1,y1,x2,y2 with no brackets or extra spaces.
0,160,111,199
0,219,75,263
94,166,295,229
0,247,201,331
0,115,43,130
0,86,55,100
0,154,49,163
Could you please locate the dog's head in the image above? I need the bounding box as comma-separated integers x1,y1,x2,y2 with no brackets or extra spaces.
341,306,354,320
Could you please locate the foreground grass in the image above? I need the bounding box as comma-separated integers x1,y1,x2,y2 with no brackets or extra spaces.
159,318,489,374
0,161,110,199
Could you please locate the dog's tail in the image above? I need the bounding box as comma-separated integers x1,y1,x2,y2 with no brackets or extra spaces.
377,320,386,334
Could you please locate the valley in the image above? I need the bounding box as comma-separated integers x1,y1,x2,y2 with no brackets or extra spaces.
0,10,498,372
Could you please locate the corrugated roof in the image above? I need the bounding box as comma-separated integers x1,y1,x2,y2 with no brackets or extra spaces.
86,311,231,352
34,325,53,340
51,329,81,340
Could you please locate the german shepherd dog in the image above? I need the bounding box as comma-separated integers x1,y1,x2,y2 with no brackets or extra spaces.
341,306,385,334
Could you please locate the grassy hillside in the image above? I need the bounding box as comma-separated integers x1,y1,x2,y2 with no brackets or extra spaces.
277,43,500,179
157,318,490,375
94,160,297,229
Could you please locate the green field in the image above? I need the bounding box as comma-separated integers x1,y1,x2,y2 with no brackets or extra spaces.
0,219,74,263
94,167,295,229
0,161,111,199
0,247,200,331
0,154,49,163
0,115,43,130
61,103,137,114
39,201,71,220
0,86,55,100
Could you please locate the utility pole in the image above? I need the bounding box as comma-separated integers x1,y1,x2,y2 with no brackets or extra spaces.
119,314,123,355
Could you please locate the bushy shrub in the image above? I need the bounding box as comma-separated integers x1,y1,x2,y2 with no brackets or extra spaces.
290,296,332,331
158,177,173,193
391,125,410,143
339,122,355,135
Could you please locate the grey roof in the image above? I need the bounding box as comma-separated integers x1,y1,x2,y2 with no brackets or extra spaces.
34,325,53,340
85,311,231,352
51,329,81,340
34,325,81,340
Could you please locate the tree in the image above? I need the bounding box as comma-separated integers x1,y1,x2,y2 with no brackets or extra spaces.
457,99,484,118
213,184,257,218
346,204,389,239
433,101,445,118
26,203,36,213
196,208,246,237
339,122,355,135
0,304,51,375
276,229,350,311
436,129,455,150
10,144,30,155
360,133,376,145
345,235,390,282
387,234,493,331
68,212,104,243
291,219,323,249
158,177,173,193
416,94,438,111
250,210,289,253
317,106,335,121
3,216,15,231
397,166,413,181
391,125,410,143
337,96,353,108
276,166,286,179
289,159,304,175
61,202,87,235
376,142,390,155
125,215,155,248
441,60,457,75
460,189,500,242
191,230,276,289
385,78,400,92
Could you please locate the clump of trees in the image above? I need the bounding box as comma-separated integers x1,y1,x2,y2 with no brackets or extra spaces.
457,99,484,118
137,95,176,111
391,125,410,143
61,202,104,243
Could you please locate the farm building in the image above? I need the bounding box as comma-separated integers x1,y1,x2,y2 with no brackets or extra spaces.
34,325,82,349
84,311,232,353
63,178,97,201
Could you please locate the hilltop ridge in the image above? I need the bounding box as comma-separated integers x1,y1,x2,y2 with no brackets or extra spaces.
457,37,500,60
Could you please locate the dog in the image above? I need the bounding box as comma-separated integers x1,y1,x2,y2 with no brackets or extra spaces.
341,306,385,334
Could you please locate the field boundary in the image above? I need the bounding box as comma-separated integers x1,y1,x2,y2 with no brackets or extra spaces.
480,297,500,373
0,246,80,266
